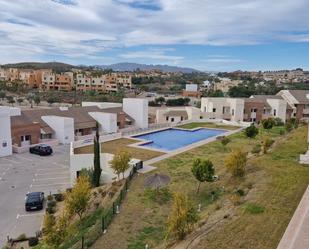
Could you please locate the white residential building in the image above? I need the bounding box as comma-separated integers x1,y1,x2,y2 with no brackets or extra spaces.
200,97,244,122
123,98,149,129
0,107,21,157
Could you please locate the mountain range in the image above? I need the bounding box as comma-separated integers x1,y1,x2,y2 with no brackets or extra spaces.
1,62,199,73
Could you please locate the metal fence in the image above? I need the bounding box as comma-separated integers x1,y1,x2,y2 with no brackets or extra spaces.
60,167,137,249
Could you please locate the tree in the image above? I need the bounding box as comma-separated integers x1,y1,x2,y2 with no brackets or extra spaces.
245,124,259,138
262,118,275,130
65,175,91,220
110,150,132,180
166,192,198,240
191,159,215,193
92,122,102,187
225,149,247,177
7,97,15,106
47,96,57,106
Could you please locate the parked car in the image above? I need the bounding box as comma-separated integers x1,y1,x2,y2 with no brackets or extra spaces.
29,144,53,156
25,192,44,211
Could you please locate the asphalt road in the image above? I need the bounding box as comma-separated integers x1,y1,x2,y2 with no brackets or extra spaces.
0,145,71,247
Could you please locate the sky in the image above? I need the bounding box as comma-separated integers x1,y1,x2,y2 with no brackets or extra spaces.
0,0,309,71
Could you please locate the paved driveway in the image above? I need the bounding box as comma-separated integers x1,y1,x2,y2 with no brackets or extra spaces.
0,145,70,246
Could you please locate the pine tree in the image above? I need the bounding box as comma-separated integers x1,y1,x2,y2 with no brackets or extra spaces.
92,122,102,187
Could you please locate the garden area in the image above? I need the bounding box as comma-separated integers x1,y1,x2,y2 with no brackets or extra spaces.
178,122,240,131
90,120,309,249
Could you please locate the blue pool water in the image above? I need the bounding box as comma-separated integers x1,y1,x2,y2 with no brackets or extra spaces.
133,128,226,151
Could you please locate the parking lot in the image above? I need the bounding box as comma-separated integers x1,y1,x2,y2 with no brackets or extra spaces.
0,145,70,246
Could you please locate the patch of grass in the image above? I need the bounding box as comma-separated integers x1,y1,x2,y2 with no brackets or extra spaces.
74,138,164,161
144,187,172,205
244,203,265,214
177,122,240,130
127,226,164,249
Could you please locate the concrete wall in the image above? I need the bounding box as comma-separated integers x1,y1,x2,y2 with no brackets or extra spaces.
89,112,117,133
42,116,74,144
186,107,202,120
0,107,21,157
123,98,148,129
227,98,244,122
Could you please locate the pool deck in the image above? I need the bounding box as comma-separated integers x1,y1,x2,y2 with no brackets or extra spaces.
136,127,244,171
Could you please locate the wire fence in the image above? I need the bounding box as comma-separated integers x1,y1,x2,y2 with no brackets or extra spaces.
60,167,137,249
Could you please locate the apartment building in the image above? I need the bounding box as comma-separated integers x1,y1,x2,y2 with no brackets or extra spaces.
244,95,289,123
42,72,73,91
200,97,244,122
115,73,132,89
277,90,309,120
156,106,202,124
76,74,106,93
9,98,148,151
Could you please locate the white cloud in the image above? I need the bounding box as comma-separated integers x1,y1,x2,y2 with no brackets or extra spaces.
0,0,308,63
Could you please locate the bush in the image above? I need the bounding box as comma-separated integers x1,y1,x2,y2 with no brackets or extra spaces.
224,149,247,177
235,189,245,196
279,129,285,135
28,237,39,246
273,117,284,126
47,195,53,201
262,118,275,130
54,193,64,202
245,124,259,138
46,206,55,214
47,200,56,208
262,138,274,154
286,118,299,132
16,233,27,240
251,144,261,154
221,136,231,146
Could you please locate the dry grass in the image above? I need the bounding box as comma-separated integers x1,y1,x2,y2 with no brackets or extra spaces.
90,125,308,249
74,138,164,161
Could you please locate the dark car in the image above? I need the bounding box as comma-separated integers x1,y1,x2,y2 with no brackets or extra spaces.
25,192,44,211
29,144,53,156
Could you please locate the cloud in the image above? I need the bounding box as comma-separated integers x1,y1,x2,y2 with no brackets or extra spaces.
0,0,309,64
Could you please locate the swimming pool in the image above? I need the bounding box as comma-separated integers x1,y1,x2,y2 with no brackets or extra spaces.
133,128,226,151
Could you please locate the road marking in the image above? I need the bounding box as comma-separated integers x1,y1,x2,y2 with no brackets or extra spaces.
15,155,33,162
16,212,45,219
31,182,69,187
35,176,70,181
35,172,69,176
1,158,19,164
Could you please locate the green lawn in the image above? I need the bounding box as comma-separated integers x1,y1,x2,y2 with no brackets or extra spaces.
90,125,309,249
178,122,240,130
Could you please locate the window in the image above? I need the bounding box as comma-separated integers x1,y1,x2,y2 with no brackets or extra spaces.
213,108,216,113
171,118,174,122
232,109,235,116
166,116,169,121
2,141,7,148
181,116,183,121
273,109,277,116
251,108,257,113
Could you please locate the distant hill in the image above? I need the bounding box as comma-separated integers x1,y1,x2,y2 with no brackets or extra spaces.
95,62,199,73
1,62,79,72
1,61,199,73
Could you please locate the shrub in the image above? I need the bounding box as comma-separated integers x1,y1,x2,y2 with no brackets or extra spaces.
224,149,247,177
286,117,299,132
46,206,55,214
221,136,231,146
47,200,56,208
47,195,53,201
235,189,245,196
251,144,261,154
262,138,274,154
262,118,275,130
16,233,27,240
54,193,64,202
285,121,293,132
28,237,39,246
273,117,284,126
279,129,285,135
244,203,265,214
245,124,259,138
